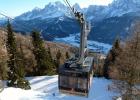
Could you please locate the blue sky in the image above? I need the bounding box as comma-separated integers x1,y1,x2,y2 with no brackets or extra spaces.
0,0,113,17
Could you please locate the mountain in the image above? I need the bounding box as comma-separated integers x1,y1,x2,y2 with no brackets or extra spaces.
0,17,7,26
86,0,140,21
14,0,140,21
15,1,69,20
85,5,106,21
106,0,140,17
1,0,140,46
89,12,140,43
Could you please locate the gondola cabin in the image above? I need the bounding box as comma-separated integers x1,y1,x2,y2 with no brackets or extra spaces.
59,57,94,97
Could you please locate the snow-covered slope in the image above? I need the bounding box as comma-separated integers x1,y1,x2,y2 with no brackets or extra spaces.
54,33,112,54
106,0,140,17
0,76,119,100
86,0,140,21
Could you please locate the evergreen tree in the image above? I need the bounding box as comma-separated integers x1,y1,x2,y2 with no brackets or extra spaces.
65,51,70,59
47,47,53,61
55,50,62,73
56,50,62,60
31,31,49,75
16,44,31,89
47,47,56,74
103,38,122,78
6,20,30,89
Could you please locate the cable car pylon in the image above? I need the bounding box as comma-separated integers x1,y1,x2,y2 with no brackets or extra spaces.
58,0,94,97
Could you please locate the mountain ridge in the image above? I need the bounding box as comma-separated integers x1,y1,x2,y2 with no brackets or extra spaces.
15,0,140,21
1,0,140,45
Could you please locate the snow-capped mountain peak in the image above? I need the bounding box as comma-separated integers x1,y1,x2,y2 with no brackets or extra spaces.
15,1,68,20
45,1,65,9
72,3,82,12
15,0,140,21
113,0,140,4
111,0,140,8
8,0,140,48
32,7,41,11
107,0,140,17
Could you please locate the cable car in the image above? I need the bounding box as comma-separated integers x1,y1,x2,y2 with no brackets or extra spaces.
59,57,94,96
58,0,94,97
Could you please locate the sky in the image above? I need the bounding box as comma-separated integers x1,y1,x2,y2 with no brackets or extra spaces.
0,0,113,17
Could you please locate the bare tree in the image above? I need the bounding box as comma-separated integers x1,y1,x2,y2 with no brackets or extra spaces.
114,23,140,100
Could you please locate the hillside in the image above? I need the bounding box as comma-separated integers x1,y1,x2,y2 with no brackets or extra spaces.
0,28,75,78
0,28,73,58
0,28,74,55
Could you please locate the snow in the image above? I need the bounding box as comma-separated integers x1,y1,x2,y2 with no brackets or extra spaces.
0,88,44,100
15,1,69,20
54,33,112,54
0,76,119,100
15,0,140,21
59,17,64,21
106,0,140,18
116,97,122,100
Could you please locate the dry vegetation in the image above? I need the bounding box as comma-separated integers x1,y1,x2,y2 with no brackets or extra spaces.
107,23,140,100
0,28,75,79
0,28,8,79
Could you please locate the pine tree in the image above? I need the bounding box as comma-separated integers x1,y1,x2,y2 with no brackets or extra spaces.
16,44,31,89
103,38,122,79
47,47,56,75
6,20,30,89
65,51,70,59
47,47,53,61
55,50,62,73
56,50,62,60
31,31,49,75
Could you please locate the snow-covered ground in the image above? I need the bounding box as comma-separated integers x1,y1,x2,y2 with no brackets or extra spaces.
54,33,112,54
0,75,119,100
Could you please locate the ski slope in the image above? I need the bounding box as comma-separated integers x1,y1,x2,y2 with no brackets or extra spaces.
0,75,119,100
